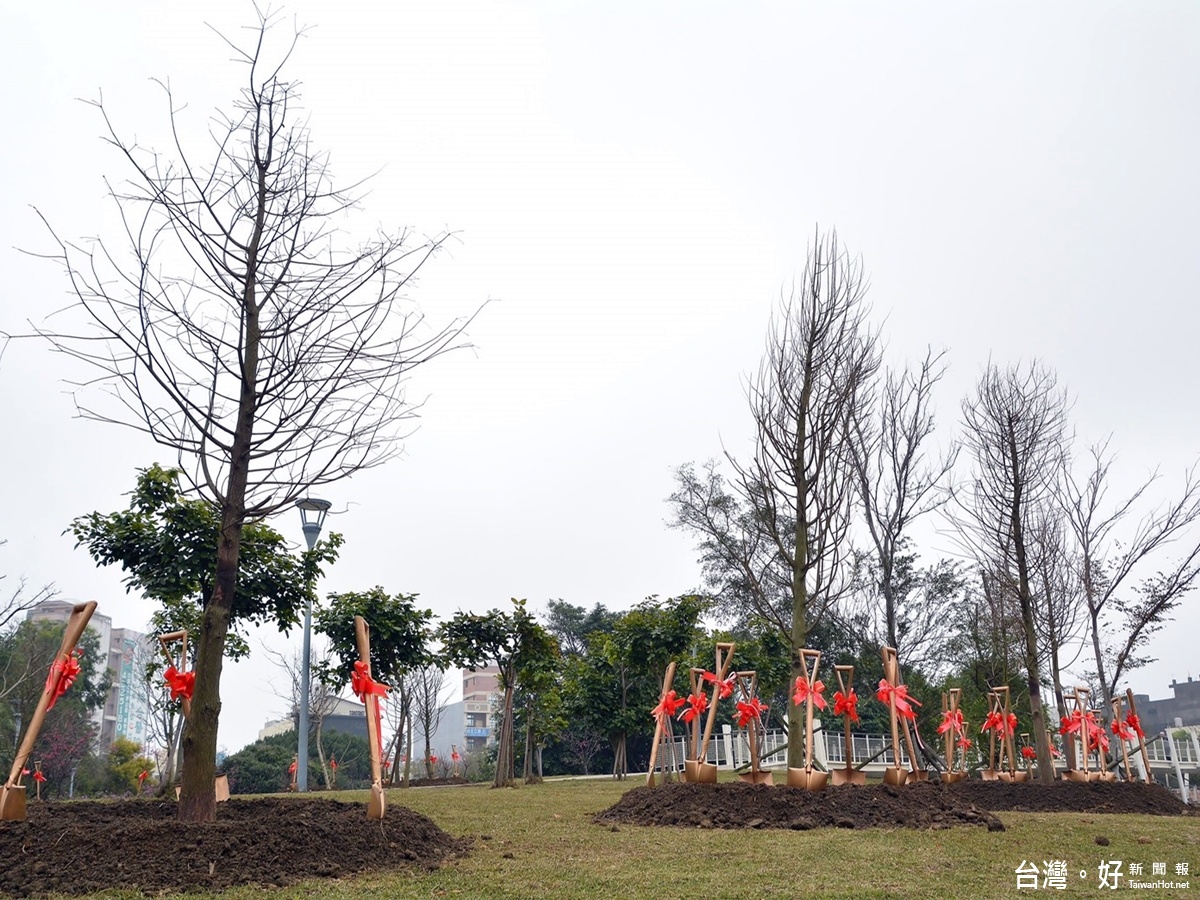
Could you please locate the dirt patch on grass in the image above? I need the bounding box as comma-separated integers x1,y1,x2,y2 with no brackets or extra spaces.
0,796,469,898
595,779,1194,832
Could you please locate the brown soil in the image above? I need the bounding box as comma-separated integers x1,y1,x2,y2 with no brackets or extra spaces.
0,796,469,898
595,779,1195,833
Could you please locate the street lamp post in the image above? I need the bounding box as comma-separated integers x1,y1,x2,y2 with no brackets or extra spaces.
295,497,331,793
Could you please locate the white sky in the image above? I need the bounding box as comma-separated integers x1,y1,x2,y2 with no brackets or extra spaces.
2,2,1198,754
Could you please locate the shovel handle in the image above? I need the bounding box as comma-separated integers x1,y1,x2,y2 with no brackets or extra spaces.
353,616,383,787
5,602,97,787
646,662,676,783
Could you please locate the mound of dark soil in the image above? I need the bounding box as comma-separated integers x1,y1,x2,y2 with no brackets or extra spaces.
946,779,1196,816
595,779,1195,833
596,781,1006,832
0,796,469,898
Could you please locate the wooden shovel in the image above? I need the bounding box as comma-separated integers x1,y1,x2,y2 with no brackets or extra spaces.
831,665,864,786
354,616,386,820
2,601,97,821
881,647,908,786
695,642,735,784
787,649,828,791
1064,687,1092,783
158,630,193,721
941,688,967,784
646,661,677,787
1125,689,1150,781
682,667,705,783
980,691,1000,781
735,671,772,785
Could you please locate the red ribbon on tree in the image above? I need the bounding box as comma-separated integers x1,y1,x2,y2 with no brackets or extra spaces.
734,696,769,728
678,691,708,724
701,671,736,699
351,660,389,759
45,650,82,711
877,679,921,721
651,690,686,721
163,665,196,702
793,676,827,711
833,689,859,722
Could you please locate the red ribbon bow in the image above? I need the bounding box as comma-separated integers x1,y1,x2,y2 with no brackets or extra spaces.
163,665,196,702
288,760,298,775
45,651,82,711
1004,713,1018,737
1020,745,1037,759
1124,712,1144,739
734,696,769,728
651,690,686,721
833,689,859,722
32,770,46,784
702,671,736,699
877,679,920,720
938,709,965,736
793,676,828,711
451,750,461,762
678,691,709,724
351,660,390,760
956,735,973,750
1111,718,1135,741
330,757,338,771
429,755,438,765
1059,710,1083,735
981,711,1003,734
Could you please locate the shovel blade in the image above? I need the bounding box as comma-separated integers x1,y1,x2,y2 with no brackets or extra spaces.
738,770,774,785
941,771,967,784
214,775,230,802
788,767,828,791
367,783,386,820
1064,769,1090,783
831,767,866,786
908,770,929,782
0,784,27,822
1012,770,1030,783
980,768,999,781
682,760,699,783
883,767,908,786
694,762,718,784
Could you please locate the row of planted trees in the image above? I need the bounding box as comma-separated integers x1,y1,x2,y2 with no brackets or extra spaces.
668,228,1200,780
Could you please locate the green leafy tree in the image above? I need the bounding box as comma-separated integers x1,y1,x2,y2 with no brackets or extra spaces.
315,588,433,786
440,599,557,788
100,737,157,795
580,594,705,779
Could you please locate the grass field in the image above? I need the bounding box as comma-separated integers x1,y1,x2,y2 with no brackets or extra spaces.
59,777,1200,899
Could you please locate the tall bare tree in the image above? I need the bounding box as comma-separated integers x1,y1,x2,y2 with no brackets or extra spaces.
411,663,447,779
847,348,958,667
1059,441,1200,708
955,360,1068,782
670,228,879,767
22,13,475,821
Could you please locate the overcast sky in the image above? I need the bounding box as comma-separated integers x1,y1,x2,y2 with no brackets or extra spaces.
2,2,1198,754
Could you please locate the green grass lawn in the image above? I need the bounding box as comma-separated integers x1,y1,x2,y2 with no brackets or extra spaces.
68,778,1200,899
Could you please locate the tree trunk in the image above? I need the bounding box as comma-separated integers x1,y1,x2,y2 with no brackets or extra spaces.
523,720,534,782
404,713,413,787
316,719,329,789
177,515,242,822
1007,435,1053,783
493,682,515,787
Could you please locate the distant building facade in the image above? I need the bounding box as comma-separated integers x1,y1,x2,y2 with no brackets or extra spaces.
462,665,501,753
1131,677,1200,735
27,599,152,754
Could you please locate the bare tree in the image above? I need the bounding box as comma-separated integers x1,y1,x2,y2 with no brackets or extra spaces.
1059,441,1200,708
264,644,342,789
411,664,447,779
955,360,1068,782
0,541,56,636
21,12,476,821
847,347,959,668
670,228,880,767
